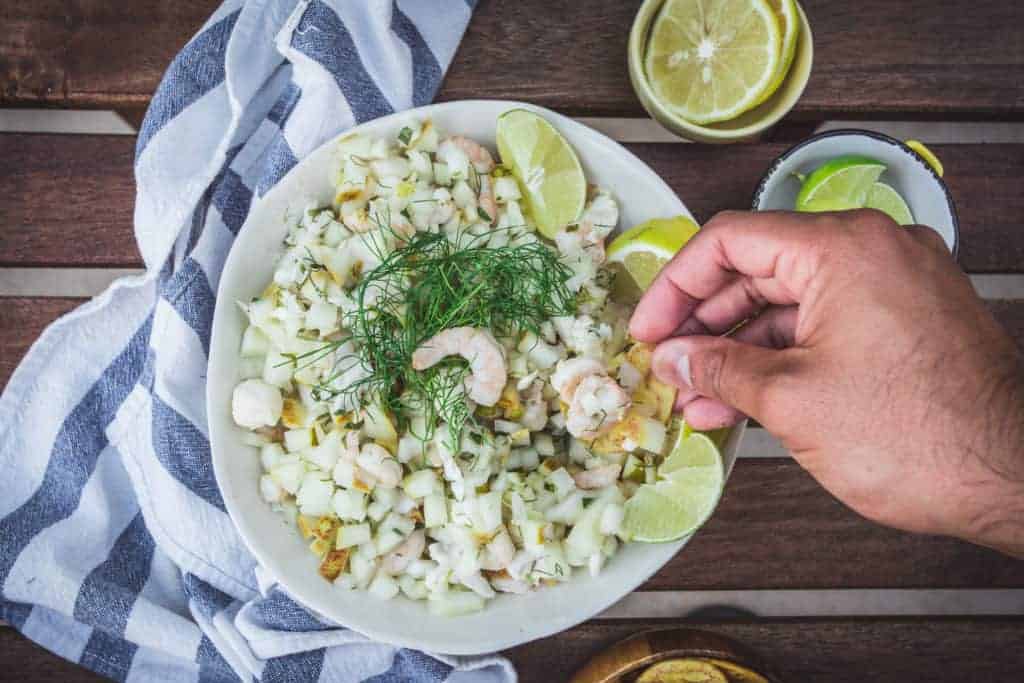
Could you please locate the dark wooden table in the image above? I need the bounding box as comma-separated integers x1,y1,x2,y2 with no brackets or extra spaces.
2,1,1024,681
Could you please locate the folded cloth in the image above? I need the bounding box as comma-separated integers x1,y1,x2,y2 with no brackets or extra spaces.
0,1,516,680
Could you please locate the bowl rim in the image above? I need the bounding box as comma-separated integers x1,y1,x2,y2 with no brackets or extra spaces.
628,0,815,142
750,127,961,260
207,98,744,655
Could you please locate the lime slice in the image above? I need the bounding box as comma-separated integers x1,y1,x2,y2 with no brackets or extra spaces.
795,155,887,213
638,658,729,683
905,140,945,177
644,0,782,125
622,424,724,543
864,182,914,225
496,109,586,238
607,216,700,303
757,0,800,104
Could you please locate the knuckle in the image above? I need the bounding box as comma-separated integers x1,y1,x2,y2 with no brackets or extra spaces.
904,224,947,252
693,347,727,398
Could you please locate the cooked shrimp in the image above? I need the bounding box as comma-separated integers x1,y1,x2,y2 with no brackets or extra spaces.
551,357,605,403
573,463,622,490
443,135,495,174
381,529,426,575
477,175,497,225
566,374,630,439
411,327,507,406
356,443,402,489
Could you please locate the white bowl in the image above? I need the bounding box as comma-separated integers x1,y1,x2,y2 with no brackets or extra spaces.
208,100,744,655
752,129,959,255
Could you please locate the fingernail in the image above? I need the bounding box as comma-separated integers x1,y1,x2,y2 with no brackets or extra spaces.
676,354,692,387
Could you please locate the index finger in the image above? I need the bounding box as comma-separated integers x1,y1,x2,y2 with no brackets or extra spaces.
629,211,826,342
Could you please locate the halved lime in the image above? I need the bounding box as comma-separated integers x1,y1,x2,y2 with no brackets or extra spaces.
795,155,887,213
864,182,914,225
607,216,700,303
622,423,724,543
495,109,586,238
644,0,782,125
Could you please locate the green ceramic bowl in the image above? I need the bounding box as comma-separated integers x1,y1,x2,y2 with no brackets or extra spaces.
628,0,814,143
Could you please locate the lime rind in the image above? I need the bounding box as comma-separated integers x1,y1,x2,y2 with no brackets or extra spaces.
795,155,887,212
756,0,800,105
864,181,915,225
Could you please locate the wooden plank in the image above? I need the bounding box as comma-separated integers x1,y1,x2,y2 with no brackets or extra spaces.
0,134,139,267
4,618,1022,682
0,297,81,390
2,1,1023,119
633,143,1024,274
643,460,1024,591
0,1,218,108
2,134,1023,272
4,298,1024,591
505,618,1024,682
0,628,104,682
443,0,1024,119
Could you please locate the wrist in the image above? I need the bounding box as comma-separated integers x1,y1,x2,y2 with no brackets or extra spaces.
957,362,1024,557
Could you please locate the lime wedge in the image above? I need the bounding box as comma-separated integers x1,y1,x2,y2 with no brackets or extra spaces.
864,182,914,225
659,432,722,479
607,216,700,303
644,0,782,125
795,155,887,213
495,109,586,238
758,0,800,104
622,423,724,543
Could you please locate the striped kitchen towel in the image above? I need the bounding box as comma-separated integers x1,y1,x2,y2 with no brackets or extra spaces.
0,0,515,680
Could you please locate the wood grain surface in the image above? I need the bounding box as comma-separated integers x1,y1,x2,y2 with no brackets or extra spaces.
4,618,1023,682
505,618,1024,682
0,297,80,388
0,134,138,267
3,135,1023,271
4,296,1024,592
3,1,1023,119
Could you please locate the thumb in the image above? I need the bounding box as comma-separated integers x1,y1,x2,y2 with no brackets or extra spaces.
651,335,794,423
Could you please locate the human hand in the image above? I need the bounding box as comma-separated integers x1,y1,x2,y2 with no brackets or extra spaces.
630,209,1024,557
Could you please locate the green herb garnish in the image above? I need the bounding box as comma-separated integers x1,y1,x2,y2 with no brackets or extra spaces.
320,227,576,447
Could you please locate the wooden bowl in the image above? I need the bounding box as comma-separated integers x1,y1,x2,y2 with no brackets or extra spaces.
570,628,782,683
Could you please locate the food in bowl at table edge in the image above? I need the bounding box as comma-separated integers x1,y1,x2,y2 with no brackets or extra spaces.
229,112,723,615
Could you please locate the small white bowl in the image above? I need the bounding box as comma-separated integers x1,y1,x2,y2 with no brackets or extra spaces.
752,129,959,255
208,100,745,655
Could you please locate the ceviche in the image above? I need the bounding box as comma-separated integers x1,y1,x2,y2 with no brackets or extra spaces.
230,111,713,616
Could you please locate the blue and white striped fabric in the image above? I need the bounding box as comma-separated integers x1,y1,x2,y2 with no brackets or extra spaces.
0,1,516,680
